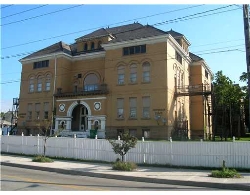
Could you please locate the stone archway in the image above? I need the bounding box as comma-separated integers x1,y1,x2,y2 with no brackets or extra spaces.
67,101,91,131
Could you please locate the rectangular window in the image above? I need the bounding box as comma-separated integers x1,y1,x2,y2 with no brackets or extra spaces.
118,74,125,85
129,129,137,137
117,98,124,118
142,129,150,138
35,103,40,120
205,70,209,79
37,83,42,92
27,103,32,120
143,71,150,82
142,96,150,118
45,82,50,91
44,102,49,119
123,45,146,56
29,84,34,92
175,51,182,64
129,97,137,118
34,60,49,69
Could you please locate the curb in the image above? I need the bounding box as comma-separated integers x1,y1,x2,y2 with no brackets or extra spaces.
2,162,250,190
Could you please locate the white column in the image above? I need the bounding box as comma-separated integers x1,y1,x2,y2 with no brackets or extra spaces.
55,119,59,130
88,118,92,130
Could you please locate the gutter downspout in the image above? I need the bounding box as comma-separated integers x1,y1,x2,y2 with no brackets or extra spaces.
51,54,57,135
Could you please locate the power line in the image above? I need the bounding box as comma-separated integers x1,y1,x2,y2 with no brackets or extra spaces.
0,4,83,27
190,38,244,48
0,5,240,60
1,5,48,19
1,4,13,9
2,4,204,50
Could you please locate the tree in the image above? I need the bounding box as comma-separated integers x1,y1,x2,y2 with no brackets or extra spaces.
37,119,63,157
213,71,245,140
107,132,138,162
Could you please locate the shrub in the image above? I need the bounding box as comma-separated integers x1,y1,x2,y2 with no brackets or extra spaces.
112,161,137,171
32,155,54,163
210,168,241,178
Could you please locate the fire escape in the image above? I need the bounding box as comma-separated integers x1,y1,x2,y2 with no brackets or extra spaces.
174,83,213,140
9,98,19,135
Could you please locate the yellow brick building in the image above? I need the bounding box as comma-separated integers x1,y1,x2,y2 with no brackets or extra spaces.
17,23,213,139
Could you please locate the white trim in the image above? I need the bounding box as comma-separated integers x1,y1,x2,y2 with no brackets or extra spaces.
57,97,107,102
67,100,92,117
167,36,192,64
19,52,72,64
20,51,105,64
102,34,170,50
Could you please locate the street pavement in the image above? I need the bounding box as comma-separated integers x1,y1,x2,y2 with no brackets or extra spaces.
1,154,250,190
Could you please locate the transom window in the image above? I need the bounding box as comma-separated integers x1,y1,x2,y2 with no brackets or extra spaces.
33,60,49,69
123,45,146,56
84,73,99,91
142,62,150,82
117,65,125,85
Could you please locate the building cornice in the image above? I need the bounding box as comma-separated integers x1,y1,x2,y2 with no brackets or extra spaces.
102,34,170,50
19,51,105,64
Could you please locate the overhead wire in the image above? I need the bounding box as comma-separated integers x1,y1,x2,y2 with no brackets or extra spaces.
1,4,14,9
1,5,241,60
0,4,83,26
1,4,204,50
1,5,48,19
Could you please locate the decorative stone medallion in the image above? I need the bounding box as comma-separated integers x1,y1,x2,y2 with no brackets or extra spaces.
94,102,101,111
59,104,65,112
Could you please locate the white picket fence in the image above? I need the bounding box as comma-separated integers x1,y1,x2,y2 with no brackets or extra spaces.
1,135,250,169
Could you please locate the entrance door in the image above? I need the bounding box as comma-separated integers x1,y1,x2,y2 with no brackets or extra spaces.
80,106,88,131
71,105,88,131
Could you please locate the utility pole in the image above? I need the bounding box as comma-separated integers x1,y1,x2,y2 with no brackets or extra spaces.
243,4,250,131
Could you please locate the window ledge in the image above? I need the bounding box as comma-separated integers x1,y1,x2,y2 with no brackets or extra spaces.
128,82,138,85
128,118,138,120
141,117,151,120
116,118,125,121
117,84,125,86
141,81,150,84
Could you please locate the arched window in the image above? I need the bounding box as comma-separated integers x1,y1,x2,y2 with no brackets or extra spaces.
45,74,51,91
117,65,125,85
84,73,99,91
29,76,34,92
91,42,95,50
84,43,88,51
98,41,102,49
142,62,150,82
130,64,137,83
37,76,42,92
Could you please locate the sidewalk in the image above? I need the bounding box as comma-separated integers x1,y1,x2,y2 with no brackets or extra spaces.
1,154,250,190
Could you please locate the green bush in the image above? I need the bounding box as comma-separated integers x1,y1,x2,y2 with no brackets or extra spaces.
32,155,54,163
210,168,241,178
112,161,137,171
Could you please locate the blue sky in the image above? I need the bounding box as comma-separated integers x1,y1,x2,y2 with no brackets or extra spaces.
0,2,248,112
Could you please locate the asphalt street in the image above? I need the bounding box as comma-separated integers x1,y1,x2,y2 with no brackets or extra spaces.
1,165,222,191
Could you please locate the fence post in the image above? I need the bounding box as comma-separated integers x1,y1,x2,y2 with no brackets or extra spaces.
37,134,40,155
7,132,9,136
118,136,120,140
95,135,97,139
142,137,145,163
170,137,173,165
233,136,235,142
